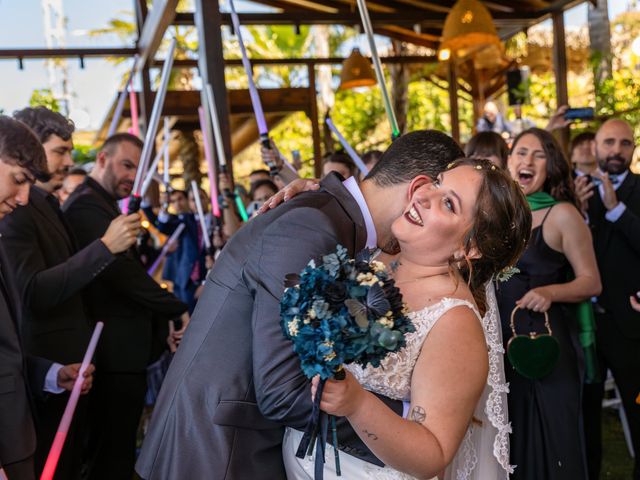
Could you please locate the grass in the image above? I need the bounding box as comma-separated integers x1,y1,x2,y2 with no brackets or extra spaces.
601,408,634,479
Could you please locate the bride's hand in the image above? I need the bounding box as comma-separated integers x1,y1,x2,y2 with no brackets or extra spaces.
257,178,320,214
516,287,554,312
313,371,366,417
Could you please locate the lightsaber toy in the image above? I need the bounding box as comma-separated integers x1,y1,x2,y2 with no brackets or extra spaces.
140,139,170,198
129,87,140,137
40,322,104,480
147,223,186,276
190,180,212,250
325,117,369,176
128,37,177,213
204,83,249,221
108,55,138,137
355,0,400,139
228,0,278,176
163,117,171,187
197,106,221,218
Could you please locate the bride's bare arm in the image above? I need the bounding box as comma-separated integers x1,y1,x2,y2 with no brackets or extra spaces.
319,305,488,479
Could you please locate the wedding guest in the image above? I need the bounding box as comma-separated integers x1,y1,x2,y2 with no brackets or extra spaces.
571,132,596,176
321,151,356,180
144,189,203,313
359,149,383,181
249,168,270,185
465,131,509,168
476,101,511,137
57,166,87,204
497,127,601,479
62,132,188,480
0,115,93,480
4,106,141,479
247,179,278,217
581,119,640,480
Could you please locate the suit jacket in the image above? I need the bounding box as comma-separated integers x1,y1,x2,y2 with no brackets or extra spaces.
143,208,203,288
62,178,187,373
0,186,114,363
136,174,403,480
0,242,51,468
588,171,640,338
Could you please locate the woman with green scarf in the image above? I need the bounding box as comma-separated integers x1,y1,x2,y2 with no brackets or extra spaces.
496,128,602,480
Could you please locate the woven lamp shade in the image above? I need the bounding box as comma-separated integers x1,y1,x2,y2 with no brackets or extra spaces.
339,48,376,90
439,0,502,61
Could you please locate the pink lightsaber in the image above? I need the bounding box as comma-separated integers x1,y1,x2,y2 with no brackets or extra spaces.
108,55,138,137
198,106,221,217
128,87,140,137
147,223,186,275
40,322,104,480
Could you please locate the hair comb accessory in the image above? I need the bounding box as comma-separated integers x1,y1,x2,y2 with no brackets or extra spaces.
496,265,519,283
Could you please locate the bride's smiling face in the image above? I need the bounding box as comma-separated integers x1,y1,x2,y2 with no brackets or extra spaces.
391,165,482,264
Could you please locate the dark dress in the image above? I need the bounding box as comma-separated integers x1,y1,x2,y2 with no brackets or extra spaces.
497,206,587,480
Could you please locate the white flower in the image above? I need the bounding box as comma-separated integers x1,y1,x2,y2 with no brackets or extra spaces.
287,318,300,336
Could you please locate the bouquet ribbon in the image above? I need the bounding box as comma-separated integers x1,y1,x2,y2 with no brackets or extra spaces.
295,371,344,479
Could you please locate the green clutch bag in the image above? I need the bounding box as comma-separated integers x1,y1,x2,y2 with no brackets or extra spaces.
507,306,560,380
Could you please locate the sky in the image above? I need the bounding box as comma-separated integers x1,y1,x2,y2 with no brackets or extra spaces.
0,0,635,132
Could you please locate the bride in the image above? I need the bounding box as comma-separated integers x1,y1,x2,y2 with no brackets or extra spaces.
275,158,531,479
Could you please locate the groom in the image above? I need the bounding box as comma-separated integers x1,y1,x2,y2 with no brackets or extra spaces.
136,130,464,479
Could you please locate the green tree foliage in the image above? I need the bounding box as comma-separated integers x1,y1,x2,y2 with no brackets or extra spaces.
29,88,60,112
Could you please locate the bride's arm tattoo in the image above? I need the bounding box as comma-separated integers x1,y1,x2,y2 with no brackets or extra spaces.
409,406,426,423
363,429,378,441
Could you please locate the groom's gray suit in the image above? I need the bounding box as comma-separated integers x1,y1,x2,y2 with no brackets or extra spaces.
136,173,402,479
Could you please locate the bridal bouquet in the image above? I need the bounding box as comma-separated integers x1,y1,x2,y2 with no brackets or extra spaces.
280,245,413,478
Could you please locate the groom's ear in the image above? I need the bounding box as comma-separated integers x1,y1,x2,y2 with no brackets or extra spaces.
407,175,432,200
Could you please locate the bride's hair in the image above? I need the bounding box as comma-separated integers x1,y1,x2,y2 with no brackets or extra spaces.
447,157,531,313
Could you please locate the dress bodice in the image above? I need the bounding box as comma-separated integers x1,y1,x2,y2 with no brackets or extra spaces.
347,298,481,402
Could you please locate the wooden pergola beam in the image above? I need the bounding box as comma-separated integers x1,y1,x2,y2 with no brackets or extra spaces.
136,0,179,68
172,11,540,27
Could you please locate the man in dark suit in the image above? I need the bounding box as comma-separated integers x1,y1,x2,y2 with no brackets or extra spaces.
136,130,464,479
582,118,640,479
1,107,142,479
62,133,188,480
0,116,93,480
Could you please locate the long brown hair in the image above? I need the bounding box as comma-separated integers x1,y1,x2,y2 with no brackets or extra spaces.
510,128,579,208
446,157,532,313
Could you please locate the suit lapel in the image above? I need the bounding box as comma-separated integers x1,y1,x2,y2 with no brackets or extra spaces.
319,173,368,253
30,187,76,253
0,243,20,329
615,173,637,206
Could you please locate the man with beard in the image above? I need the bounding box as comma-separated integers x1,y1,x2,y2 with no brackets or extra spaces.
62,133,188,480
582,119,640,480
1,107,142,479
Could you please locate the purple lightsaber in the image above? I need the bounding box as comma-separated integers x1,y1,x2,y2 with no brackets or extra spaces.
147,223,186,276
228,0,278,176
325,117,369,176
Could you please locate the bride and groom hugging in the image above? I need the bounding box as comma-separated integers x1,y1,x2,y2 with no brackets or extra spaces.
136,130,532,480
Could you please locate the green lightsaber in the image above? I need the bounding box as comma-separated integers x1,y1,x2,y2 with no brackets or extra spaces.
234,189,249,222
355,0,400,139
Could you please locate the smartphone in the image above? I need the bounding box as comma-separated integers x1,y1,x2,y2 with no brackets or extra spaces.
564,107,594,121
292,150,302,170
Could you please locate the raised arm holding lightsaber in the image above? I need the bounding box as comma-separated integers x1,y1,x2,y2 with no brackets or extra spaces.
228,0,278,177
204,83,249,222
325,116,369,176
355,0,400,139
108,55,139,137
128,37,177,213
190,180,212,252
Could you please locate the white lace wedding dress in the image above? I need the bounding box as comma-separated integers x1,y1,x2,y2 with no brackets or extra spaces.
283,284,513,480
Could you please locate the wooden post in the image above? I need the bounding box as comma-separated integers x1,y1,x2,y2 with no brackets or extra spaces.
447,61,460,143
194,0,234,182
307,64,322,178
552,10,570,152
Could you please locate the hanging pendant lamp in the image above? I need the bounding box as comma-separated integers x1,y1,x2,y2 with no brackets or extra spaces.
339,48,376,90
438,0,502,64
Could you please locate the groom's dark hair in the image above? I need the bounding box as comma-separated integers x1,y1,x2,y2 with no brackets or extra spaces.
364,130,464,186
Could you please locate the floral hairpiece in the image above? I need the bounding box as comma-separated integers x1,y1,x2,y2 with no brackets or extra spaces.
496,265,520,283
447,161,497,171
